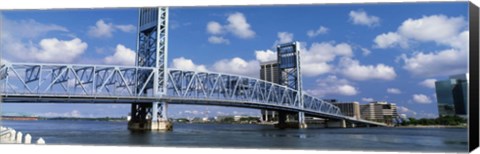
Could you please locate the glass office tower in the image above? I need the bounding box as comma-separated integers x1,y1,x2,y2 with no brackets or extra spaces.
435,73,468,118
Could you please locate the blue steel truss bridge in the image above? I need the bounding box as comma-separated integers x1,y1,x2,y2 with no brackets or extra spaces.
0,8,387,130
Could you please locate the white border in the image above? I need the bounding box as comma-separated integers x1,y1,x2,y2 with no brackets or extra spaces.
0,144,459,154
0,0,470,10
0,0,477,154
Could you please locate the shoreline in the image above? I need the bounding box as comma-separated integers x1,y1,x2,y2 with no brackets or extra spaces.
396,125,467,128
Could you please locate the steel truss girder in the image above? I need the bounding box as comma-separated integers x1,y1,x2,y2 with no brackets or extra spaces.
0,63,342,118
0,63,157,98
166,69,341,116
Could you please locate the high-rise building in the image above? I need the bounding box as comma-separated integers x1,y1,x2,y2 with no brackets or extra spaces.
260,60,280,84
360,101,398,125
435,73,468,118
332,102,361,119
260,60,280,122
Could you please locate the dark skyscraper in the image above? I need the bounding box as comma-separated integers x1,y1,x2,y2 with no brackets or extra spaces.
259,61,280,122
435,73,468,118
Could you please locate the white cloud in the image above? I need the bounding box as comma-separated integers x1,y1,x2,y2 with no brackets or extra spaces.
225,12,255,39
361,48,371,56
171,57,208,72
88,19,114,38
400,48,467,77
301,42,353,77
419,79,437,88
302,62,332,77
173,56,258,77
1,17,68,39
255,50,277,63
304,42,353,62
1,58,9,65
8,38,88,63
397,106,417,116
277,32,294,44
386,88,401,94
413,94,432,104
400,30,468,77
374,15,467,49
373,15,468,77
398,15,466,43
338,57,396,81
255,41,354,77
104,44,136,66
362,97,374,102
212,57,259,77
205,12,255,44
88,19,136,38
0,16,83,63
115,24,136,33
38,110,82,117
67,110,82,117
337,85,357,96
272,32,294,48
349,10,380,27
307,26,329,37
375,15,468,48
35,38,87,63
208,36,230,44
207,21,224,35
306,75,358,97
373,32,408,49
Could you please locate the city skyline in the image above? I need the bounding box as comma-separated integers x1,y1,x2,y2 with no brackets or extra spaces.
0,2,469,119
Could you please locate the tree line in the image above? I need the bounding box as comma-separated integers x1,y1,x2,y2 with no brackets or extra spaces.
400,115,466,126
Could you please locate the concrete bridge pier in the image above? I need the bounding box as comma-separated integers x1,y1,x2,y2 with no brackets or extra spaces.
274,111,307,129
298,112,307,129
128,102,172,131
325,119,346,128
150,102,173,131
347,122,356,128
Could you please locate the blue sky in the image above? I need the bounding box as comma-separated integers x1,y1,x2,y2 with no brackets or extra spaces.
0,2,469,119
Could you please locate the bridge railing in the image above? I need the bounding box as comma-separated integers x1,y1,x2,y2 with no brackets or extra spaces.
0,63,157,98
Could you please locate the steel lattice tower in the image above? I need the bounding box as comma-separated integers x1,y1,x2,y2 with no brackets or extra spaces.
277,42,306,128
129,7,172,131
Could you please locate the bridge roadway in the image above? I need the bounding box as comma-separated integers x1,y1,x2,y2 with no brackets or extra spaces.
0,63,387,127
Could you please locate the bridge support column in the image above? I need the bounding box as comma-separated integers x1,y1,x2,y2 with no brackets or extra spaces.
274,111,307,129
274,111,287,129
347,122,356,128
152,102,173,131
298,112,307,129
128,103,150,130
128,102,172,131
325,119,346,128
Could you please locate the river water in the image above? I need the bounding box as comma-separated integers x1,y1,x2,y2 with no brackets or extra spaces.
0,120,468,152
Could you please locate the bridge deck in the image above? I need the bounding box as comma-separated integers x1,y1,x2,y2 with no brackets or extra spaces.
0,63,387,127
1,94,387,127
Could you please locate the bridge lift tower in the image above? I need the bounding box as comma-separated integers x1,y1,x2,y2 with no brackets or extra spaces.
128,8,172,131
276,42,307,129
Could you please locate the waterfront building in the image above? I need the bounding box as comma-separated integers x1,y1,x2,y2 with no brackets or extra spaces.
234,115,246,121
260,60,280,122
360,101,398,125
435,73,468,118
332,102,361,119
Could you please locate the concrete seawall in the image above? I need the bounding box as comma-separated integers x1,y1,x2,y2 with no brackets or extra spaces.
0,126,45,144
